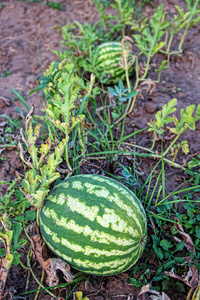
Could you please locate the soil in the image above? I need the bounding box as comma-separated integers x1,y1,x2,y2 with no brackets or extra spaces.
0,0,200,299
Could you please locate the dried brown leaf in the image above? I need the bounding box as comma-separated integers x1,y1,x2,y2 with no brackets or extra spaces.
140,81,156,95
165,266,199,289
29,224,74,286
174,219,195,254
137,80,156,99
47,258,75,286
137,284,171,300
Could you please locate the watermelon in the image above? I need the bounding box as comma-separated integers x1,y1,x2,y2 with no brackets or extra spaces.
95,42,135,85
39,174,147,276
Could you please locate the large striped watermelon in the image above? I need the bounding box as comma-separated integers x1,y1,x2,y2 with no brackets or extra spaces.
95,42,135,85
40,175,147,276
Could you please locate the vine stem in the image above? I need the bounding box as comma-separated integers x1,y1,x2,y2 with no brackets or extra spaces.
112,40,135,127
163,127,187,157
27,250,57,299
121,142,185,169
179,0,200,51
36,209,40,227
128,94,137,114
34,269,45,300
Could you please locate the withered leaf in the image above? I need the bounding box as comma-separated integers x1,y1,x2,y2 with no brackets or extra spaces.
137,284,171,300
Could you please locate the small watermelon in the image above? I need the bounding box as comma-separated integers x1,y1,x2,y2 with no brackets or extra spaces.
94,42,135,85
40,174,147,276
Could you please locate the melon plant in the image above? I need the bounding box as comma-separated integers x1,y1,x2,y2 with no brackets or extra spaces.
39,175,147,276
95,42,135,85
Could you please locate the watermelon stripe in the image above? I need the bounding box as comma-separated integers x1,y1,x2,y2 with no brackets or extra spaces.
40,219,144,276
40,175,147,276
41,207,138,246
45,190,144,236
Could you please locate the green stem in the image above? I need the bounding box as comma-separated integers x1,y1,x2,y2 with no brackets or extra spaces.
64,83,70,124
89,45,92,60
139,20,160,82
85,73,95,97
36,209,40,227
118,0,125,37
179,0,200,51
19,260,29,270
155,184,200,207
27,251,57,299
141,55,151,81
65,143,72,171
121,142,185,169
151,133,158,150
128,94,137,114
159,49,182,56
125,62,131,92
163,127,187,157
140,10,166,82
111,43,133,127
134,56,139,89
179,30,187,51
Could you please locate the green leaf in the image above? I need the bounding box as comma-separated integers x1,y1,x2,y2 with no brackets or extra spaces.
24,210,36,222
164,260,175,269
153,244,164,260
174,257,185,264
79,97,97,119
15,189,26,202
194,104,200,122
0,248,6,257
13,223,23,250
153,41,166,54
151,234,160,245
108,87,117,95
187,157,200,169
155,60,168,73
118,80,124,91
28,84,43,95
127,91,138,98
195,226,200,239
180,104,196,130
9,88,30,112
161,98,177,118
175,282,185,292
12,251,21,266
160,239,173,251
0,114,21,130
111,112,119,119
176,241,185,251
175,5,185,19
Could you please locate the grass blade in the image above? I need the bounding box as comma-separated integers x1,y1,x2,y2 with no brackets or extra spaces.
9,88,30,112
0,114,21,130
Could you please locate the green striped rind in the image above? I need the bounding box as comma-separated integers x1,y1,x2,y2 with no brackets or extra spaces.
95,42,134,85
40,175,147,276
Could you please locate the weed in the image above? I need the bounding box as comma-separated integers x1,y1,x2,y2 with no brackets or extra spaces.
148,98,200,158
16,0,62,9
45,1,62,10
163,0,200,56
0,180,36,297
108,79,137,119
0,70,11,78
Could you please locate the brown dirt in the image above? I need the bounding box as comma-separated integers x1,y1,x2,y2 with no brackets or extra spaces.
0,1,200,299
